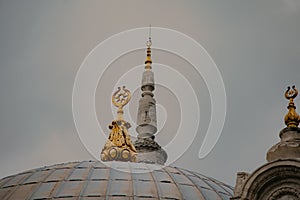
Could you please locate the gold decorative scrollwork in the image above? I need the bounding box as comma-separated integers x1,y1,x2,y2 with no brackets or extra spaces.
112,86,131,109
100,86,136,162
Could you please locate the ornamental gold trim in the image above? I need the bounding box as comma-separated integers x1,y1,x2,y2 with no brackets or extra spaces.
101,86,136,162
284,85,300,128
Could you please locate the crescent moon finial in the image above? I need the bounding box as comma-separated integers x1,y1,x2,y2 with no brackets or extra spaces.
284,85,300,127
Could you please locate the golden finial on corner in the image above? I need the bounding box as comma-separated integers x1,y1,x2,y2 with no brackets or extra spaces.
284,85,300,128
145,24,152,70
101,86,136,162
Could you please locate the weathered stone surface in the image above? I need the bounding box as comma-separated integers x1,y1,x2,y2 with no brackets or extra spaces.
136,149,167,165
141,70,154,90
232,125,300,199
233,172,250,197
134,138,167,165
136,96,157,138
267,127,300,162
231,159,300,200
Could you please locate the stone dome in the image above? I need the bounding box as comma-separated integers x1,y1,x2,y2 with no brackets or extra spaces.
0,161,233,200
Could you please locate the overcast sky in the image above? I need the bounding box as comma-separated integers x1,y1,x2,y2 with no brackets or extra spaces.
0,0,300,186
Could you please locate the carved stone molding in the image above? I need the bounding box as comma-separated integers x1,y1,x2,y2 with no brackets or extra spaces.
268,186,300,200
231,159,300,200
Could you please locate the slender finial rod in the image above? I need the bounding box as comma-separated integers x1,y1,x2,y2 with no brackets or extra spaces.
147,24,152,48
145,25,152,70
149,24,151,40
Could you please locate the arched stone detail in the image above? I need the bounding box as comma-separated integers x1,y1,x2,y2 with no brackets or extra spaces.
235,159,300,200
267,186,300,200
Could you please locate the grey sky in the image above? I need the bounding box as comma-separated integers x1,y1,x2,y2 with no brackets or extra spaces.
0,0,300,186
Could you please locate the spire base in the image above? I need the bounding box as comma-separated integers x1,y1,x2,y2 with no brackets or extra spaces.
267,127,300,162
134,138,167,165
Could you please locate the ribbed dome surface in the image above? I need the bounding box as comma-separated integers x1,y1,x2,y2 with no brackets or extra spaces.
0,161,233,200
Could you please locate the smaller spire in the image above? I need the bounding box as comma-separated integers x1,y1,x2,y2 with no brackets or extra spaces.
284,85,300,127
266,85,300,162
101,86,136,162
145,25,152,70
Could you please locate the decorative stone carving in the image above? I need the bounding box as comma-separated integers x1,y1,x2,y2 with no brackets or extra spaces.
232,86,300,200
134,137,167,165
268,187,300,200
231,159,300,200
233,172,250,197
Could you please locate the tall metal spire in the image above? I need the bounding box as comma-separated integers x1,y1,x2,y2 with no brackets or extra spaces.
134,30,167,165
136,29,157,139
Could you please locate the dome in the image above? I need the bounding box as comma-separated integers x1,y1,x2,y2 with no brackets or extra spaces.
0,161,233,200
